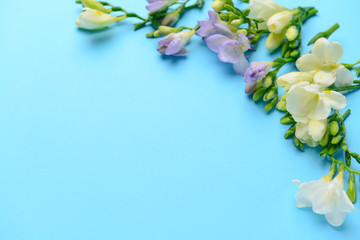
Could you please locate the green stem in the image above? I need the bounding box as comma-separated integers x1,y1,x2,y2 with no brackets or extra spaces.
342,109,351,120
335,85,360,92
325,23,340,37
342,60,360,69
354,80,360,84
126,13,146,21
331,157,360,175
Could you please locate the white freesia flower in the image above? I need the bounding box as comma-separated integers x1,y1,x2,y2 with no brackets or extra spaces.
294,171,355,227
267,10,294,34
76,8,124,30
277,72,314,91
248,0,287,29
286,81,346,123
295,119,327,147
296,38,354,87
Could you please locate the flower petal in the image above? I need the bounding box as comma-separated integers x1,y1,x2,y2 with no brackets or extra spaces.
314,71,336,87
311,37,329,60
277,72,314,91
323,91,347,110
324,42,343,64
204,34,230,53
218,40,243,63
312,189,336,214
325,210,346,227
308,119,327,141
233,54,249,75
334,66,354,87
338,191,356,212
296,54,322,72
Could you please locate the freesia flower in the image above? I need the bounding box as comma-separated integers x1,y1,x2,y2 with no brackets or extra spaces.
76,8,125,30
277,72,315,91
157,30,195,56
248,0,287,29
286,81,346,123
196,11,236,38
146,0,176,13
296,38,354,87
295,119,327,147
294,171,355,227
244,61,273,83
207,34,251,75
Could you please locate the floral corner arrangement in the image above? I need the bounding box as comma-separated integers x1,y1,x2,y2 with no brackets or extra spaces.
74,0,360,227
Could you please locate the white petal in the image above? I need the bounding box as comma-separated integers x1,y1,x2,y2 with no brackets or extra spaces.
314,71,336,87
312,188,336,214
308,119,327,141
298,180,329,202
266,32,285,51
323,91,347,110
325,210,346,227
307,94,331,120
287,83,319,120
324,42,343,64
296,54,322,72
338,191,356,212
277,72,314,91
311,37,329,60
295,192,313,208
334,66,354,87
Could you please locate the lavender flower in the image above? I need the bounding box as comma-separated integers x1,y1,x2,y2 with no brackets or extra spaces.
196,11,234,38
244,61,273,83
146,0,175,13
157,30,195,56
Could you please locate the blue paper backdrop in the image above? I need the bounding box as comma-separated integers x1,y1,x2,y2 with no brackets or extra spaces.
1,0,360,239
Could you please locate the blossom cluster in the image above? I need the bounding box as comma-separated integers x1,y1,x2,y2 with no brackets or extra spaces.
74,0,360,227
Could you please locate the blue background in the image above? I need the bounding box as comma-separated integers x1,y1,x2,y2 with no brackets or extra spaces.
1,0,360,239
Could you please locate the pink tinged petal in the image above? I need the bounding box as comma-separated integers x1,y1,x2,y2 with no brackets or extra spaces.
146,1,167,12
311,37,329,60
238,33,251,51
218,40,244,63
334,66,354,87
204,34,230,53
325,211,346,227
324,42,343,64
233,55,249,75
314,71,336,87
295,53,322,72
323,91,347,110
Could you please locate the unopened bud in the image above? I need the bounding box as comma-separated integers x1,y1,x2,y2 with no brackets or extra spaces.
290,50,300,58
261,76,273,88
158,26,178,35
285,25,298,41
276,100,287,111
231,19,244,27
284,124,296,139
345,151,351,166
212,0,225,12
162,10,180,26
319,126,330,147
330,121,339,136
347,173,356,203
252,88,266,101
289,40,300,48
263,87,276,101
236,29,248,35
265,96,278,112
280,115,294,125
219,12,229,21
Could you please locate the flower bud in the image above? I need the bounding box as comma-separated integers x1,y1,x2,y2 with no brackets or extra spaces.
263,87,276,101
231,19,244,27
331,135,343,145
276,100,287,111
261,76,273,88
162,10,180,26
345,151,351,166
347,172,356,203
228,12,238,20
328,144,341,155
284,124,296,139
158,26,179,35
330,121,339,136
236,29,248,36
76,8,124,30
293,137,300,147
219,12,229,21
319,126,330,147
289,40,300,48
81,0,111,13
290,50,300,58
245,82,257,94
267,10,293,34
252,88,266,101
342,142,348,152
265,96,278,112
280,115,294,125
153,30,161,37
266,32,285,51
212,0,225,12
285,25,298,41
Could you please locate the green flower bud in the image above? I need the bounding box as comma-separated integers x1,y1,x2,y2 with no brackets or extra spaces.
263,87,276,101
252,88,266,101
219,12,229,21
280,115,294,125
231,19,244,27
342,142,348,152
81,0,111,13
261,76,273,88
328,144,341,155
243,9,250,16
146,31,156,38
284,51,291,59
289,40,300,49
228,12,238,20
265,96,278,112
236,29,248,36
276,100,287,111
320,147,329,159
345,151,351,167
319,126,330,147
293,137,300,147
330,121,340,136
162,10,180,26
350,152,360,163
331,134,343,145
284,124,296,139
299,142,305,151
285,25,298,41
158,26,179,35
347,173,356,203
281,41,289,57
212,0,225,12
290,50,300,58
153,30,161,37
